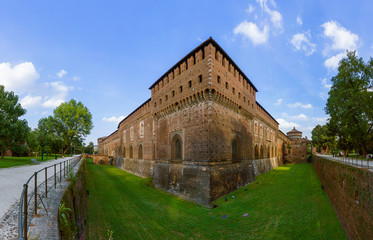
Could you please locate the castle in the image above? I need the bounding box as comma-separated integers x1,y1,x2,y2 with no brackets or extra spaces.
98,38,310,206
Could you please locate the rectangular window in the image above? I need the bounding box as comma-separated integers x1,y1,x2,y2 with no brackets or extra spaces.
199,75,202,83
188,81,192,88
159,99,162,104
130,126,134,140
222,58,225,66
179,86,183,93
185,61,188,70
172,90,175,97
238,92,241,98
123,130,126,143
225,82,228,89
217,75,221,84
165,95,168,101
232,87,235,94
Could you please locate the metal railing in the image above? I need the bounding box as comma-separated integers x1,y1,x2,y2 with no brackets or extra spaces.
17,155,81,240
316,154,373,170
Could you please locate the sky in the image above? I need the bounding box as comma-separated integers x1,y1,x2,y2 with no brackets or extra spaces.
0,0,372,145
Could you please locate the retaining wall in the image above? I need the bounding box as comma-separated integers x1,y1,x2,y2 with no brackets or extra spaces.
313,156,373,240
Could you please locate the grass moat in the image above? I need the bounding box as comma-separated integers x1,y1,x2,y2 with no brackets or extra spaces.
86,159,346,239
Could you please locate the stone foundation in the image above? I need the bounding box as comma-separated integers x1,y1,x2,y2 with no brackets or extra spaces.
114,157,154,178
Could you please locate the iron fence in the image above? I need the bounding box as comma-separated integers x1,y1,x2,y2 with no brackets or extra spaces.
17,155,81,240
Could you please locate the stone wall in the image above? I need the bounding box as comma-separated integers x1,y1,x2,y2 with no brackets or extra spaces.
114,157,154,178
59,159,86,240
313,156,373,240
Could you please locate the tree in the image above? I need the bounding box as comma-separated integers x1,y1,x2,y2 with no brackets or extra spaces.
325,51,373,155
311,124,336,153
50,99,93,155
0,85,30,159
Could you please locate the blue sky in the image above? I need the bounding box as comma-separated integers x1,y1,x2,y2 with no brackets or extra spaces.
0,0,372,145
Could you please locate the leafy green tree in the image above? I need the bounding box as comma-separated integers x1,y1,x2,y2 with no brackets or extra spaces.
311,124,336,153
85,142,95,154
0,85,30,159
27,129,41,154
325,51,373,155
50,99,93,155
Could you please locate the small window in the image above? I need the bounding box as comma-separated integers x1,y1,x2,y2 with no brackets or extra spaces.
225,82,228,89
222,58,225,66
217,75,221,84
215,49,218,60
193,56,196,65
138,144,143,159
179,86,183,93
159,99,162,104
199,75,202,83
201,49,205,59
243,96,246,102
165,95,168,101
238,92,241,98
154,102,157,107
232,87,235,94
185,61,188,70
228,64,231,72
188,81,192,88
172,90,175,97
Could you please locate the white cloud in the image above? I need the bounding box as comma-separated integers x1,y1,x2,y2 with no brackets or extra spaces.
41,81,70,108
72,76,81,81
256,0,283,32
0,62,39,93
277,118,299,132
102,116,126,123
320,78,332,89
287,102,312,109
296,16,302,25
324,52,345,71
20,95,42,108
322,21,359,52
234,21,269,45
282,112,308,121
290,32,316,56
56,69,67,78
246,4,256,14
274,98,283,105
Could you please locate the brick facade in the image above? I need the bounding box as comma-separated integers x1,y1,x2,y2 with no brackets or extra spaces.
98,38,308,206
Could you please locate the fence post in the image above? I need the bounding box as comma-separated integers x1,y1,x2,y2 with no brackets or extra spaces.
64,161,65,178
34,173,37,216
45,167,47,198
60,162,62,183
54,164,56,188
23,184,28,240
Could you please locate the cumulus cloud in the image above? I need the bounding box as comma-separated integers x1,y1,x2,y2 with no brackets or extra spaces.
320,78,332,89
0,62,39,93
102,116,126,123
274,98,283,106
20,95,42,108
321,21,359,71
234,21,269,45
290,32,316,56
282,113,308,121
287,102,312,109
296,16,302,25
256,0,283,32
42,81,70,108
324,52,345,71
277,118,299,132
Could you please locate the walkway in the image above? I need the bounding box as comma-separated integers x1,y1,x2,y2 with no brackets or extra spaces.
316,154,373,172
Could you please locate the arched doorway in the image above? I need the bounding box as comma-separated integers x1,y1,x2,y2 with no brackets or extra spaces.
171,134,182,160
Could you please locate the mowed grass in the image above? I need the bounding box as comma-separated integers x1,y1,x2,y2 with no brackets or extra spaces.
0,155,64,168
86,160,346,240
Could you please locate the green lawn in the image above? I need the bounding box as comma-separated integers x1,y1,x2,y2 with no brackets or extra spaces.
86,160,346,240
0,154,65,168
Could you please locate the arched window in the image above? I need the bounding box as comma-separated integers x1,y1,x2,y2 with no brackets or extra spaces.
255,145,259,159
130,145,133,158
123,147,126,158
138,144,143,159
231,137,241,163
171,134,182,160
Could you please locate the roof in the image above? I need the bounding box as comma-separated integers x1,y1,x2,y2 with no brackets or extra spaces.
256,101,279,125
117,98,151,128
287,127,302,135
148,37,258,92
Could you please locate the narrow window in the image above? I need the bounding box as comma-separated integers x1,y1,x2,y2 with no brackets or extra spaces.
215,49,218,60
186,61,188,70
193,55,196,65
238,92,241,98
225,82,228,89
201,48,205,59
222,58,225,66
159,99,162,104
179,86,183,93
199,75,202,83
154,102,157,107
188,81,192,88
165,95,168,101
171,135,183,160
130,145,133,158
217,75,221,84
138,144,143,159
232,87,235,94
172,90,175,97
